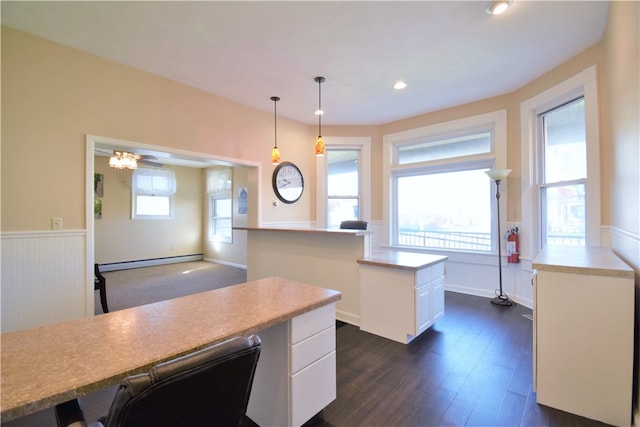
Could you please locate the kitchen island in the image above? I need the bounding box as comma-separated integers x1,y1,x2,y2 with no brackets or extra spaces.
359,251,448,343
1,277,341,427
237,227,448,344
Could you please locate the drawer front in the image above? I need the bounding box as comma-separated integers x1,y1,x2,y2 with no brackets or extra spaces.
290,303,335,344
290,325,335,374
415,266,432,287
291,351,336,427
431,261,445,278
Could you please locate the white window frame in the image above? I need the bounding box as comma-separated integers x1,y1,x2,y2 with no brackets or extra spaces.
209,194,232,243
131,168,176,220
383,110,508,251
520,66,601,259
316,137,371,228
207,167,233,243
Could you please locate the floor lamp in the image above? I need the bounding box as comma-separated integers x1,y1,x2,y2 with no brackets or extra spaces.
485,168,512,306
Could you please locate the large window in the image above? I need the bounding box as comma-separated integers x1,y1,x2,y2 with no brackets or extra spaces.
327,149,360,228
539,98,586,246
207,167,232,243
521,66,600,256
384,110,507,252
396,168,492,250
132,168,176,219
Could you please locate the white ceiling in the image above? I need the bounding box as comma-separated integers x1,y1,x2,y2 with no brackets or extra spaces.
2,1,609,127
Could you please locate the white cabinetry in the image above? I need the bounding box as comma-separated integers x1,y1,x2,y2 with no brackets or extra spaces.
532,247,634,426
359,252,447,344
248,303,336,427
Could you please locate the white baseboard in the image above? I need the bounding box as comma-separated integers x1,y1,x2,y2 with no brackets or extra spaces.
445,284,533,310
336,310,360,327
203,257,247,270
100,254,204,272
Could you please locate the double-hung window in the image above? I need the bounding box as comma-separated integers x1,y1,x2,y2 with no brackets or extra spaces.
207,167,232,243
538,98,587,246
327,149,361,228
132,168,176,219
316,137,371,229
521,66,600,256
384,110,507,252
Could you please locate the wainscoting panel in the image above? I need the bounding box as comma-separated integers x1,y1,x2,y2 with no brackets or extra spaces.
1,231,87,333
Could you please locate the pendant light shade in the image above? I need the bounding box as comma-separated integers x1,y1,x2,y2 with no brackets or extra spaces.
314,76,325,156
271,96,281,165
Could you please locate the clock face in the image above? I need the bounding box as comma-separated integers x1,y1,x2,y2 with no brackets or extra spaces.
272,162,304,204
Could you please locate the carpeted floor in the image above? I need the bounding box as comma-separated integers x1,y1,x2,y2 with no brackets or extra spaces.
96,261,247,314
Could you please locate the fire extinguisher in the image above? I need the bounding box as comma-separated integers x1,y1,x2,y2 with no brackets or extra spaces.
506,227,520,263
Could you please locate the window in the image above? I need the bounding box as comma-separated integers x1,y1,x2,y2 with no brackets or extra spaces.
539,98,587,246
384,110,507,252
132,168,176,219
521,66,600,256
327,149,360,228
207,167,232,243
316,137,371,229
396,168,492,250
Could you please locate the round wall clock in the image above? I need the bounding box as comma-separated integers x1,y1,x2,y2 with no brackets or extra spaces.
272,162,304,204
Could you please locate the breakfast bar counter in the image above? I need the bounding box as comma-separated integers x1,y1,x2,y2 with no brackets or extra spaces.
1,277,341,425
235,226,371,326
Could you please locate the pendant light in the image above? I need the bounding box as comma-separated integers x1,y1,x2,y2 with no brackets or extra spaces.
270,96,281,165
314,76,325,156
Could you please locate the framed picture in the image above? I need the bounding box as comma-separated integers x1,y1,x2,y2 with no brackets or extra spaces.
94,173,104,197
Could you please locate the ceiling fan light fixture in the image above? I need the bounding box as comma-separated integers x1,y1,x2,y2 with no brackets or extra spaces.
486,0,511,15
109,151,138,171
314,76,326,156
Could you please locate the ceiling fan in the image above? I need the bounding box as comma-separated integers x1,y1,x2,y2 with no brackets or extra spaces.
107,150,163,170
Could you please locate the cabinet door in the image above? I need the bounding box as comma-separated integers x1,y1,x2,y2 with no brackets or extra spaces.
432,276,445,322
415,284,432,335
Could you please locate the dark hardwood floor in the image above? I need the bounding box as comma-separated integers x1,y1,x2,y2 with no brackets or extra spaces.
308,292,610,427
3,291,610,427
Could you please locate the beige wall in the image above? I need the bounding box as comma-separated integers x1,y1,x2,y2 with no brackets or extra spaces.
94,157,203,264
602,1,640,420
0,25,625,234
1,26,312,233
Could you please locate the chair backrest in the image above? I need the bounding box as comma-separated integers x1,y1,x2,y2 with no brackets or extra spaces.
340,220,368,230
103,335,261,427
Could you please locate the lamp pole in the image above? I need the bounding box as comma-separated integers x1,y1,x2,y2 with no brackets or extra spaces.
485,169,512,307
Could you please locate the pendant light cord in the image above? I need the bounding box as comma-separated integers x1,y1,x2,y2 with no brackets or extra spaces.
271,96,280,148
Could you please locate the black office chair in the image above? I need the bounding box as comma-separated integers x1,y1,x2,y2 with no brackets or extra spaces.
94,264,109,313
340,220,368,230
55,335,261,427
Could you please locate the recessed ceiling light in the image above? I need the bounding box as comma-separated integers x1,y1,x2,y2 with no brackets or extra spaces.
486,1,511,15
393,80,407,90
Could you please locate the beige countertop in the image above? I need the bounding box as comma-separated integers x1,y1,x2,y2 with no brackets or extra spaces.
358,251,448,271
532,246,633,278
234,226,373,236
1,277,341,422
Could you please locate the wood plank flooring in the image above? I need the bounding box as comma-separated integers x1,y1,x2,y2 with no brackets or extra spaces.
308,291,610,427
2,290,611,426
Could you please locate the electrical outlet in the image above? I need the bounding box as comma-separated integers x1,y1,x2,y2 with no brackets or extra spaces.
51,217,62,230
